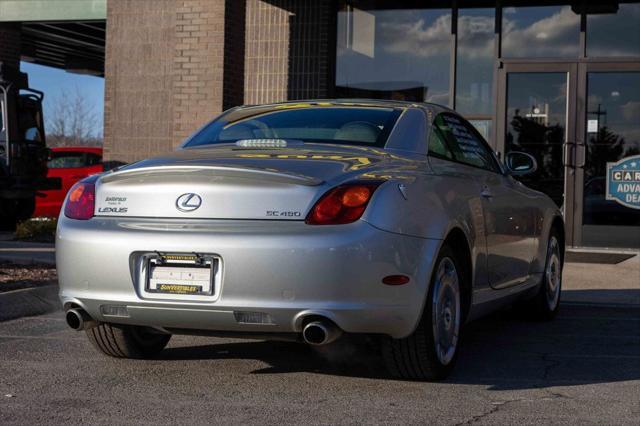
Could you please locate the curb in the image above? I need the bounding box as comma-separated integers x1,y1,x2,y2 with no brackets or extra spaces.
0,255,55,266
562,301,640,309
0,285,60,322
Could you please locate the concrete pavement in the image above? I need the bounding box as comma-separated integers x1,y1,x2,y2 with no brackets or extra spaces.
0,304,637,425
0,235,637,424
562,252,640,306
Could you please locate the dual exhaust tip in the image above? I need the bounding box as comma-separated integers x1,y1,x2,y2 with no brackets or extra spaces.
302,319,342,346
66,308,343,346
65,308,97,331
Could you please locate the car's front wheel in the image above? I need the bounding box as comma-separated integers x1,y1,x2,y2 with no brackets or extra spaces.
382,244,462,381
86,323,171,359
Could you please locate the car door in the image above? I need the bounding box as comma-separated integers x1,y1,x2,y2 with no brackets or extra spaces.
41,150,103,216
73,150,103,182
432,113,538,289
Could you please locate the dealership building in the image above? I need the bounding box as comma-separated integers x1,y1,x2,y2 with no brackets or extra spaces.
0,0,639,249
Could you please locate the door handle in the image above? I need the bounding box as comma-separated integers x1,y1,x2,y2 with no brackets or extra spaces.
575,142,586,168
563,143,575,167
481,186,493,198
564,143,586,168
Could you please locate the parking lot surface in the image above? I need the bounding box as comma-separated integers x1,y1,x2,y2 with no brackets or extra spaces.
0,304,638,425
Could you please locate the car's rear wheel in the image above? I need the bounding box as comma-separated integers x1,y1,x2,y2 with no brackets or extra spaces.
382,244,462,381
86,323,171,359
525,230,563,320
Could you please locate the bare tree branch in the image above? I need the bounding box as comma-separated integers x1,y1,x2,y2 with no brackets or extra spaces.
46,85,102,147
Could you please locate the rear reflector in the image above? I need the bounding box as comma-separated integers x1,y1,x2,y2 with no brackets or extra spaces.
64,182,95,220
100,305,130,318
382,275,411,286
233,311,275,325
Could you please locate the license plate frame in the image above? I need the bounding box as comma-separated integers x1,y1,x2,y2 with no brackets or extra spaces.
144,253,217,297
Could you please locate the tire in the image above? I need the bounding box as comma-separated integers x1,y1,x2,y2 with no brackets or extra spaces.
382,244,463,381
0,199,17,231
0,214,17,232
525,230,563,321
16,197,36,221
86,323,171,359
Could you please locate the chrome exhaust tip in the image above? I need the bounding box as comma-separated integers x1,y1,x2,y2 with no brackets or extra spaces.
65,308,97,331
302,320,342,346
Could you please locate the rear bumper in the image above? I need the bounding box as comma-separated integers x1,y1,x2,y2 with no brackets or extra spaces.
57,217,441,338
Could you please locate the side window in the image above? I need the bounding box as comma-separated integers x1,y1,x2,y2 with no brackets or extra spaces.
48,152,86,169
428,126,454,160
433,113,499,172
85,153,102,166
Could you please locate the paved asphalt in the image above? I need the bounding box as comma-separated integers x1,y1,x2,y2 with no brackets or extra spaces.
0,305,638,425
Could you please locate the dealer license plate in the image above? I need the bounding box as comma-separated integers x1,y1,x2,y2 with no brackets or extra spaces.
146,254,215,296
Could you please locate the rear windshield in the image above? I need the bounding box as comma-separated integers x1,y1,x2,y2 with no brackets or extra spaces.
184,106,402,148
48,151,102,169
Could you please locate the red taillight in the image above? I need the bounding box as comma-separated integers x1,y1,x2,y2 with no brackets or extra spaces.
306,182,382,225
64,182,95,220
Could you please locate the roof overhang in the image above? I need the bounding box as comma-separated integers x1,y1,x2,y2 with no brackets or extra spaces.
0,0,106,22
20,21,105,76
1,0,106,76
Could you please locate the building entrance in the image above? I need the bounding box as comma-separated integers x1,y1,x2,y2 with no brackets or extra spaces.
498,62,640,248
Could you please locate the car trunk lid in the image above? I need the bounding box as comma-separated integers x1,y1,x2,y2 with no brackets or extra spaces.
94,144,391,220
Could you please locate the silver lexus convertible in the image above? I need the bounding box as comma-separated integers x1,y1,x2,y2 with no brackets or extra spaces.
58,100,564,381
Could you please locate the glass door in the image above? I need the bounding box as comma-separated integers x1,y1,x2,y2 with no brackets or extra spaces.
574,64,640,248
497,63,578,243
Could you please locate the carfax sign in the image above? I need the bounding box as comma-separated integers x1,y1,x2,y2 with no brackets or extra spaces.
606,155,640,209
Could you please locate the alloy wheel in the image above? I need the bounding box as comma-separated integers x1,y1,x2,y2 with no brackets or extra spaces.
431,257,461,366
545,236,562,311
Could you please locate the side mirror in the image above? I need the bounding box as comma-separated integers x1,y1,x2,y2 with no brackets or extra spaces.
505,151,537,176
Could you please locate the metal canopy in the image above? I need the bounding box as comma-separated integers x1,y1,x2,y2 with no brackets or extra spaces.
20,21,105,76
0,1,106,22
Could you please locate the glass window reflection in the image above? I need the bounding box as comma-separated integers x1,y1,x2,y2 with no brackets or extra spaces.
501,5,580,58
583,72,640,228
587,2,640,57
505,73,568,207
456,8,494,115
469,119,492,143
336,6,451,104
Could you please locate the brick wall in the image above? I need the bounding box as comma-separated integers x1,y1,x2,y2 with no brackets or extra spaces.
0,23,21,68
104,0,334,162
103,0,177,163
244,0,333,104
172,0,228,146
105,0,236,162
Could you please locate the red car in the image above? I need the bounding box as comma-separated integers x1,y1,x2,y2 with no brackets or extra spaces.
33,147,103,218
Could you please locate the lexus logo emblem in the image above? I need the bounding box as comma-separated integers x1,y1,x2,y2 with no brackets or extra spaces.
176,193,202,212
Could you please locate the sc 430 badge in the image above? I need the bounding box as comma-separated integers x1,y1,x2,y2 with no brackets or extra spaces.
266,210,301,217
